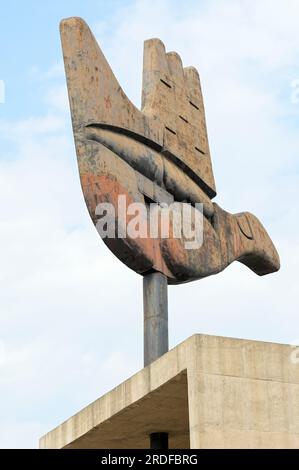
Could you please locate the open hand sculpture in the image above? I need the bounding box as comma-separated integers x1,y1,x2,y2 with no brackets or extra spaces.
60,18,280,284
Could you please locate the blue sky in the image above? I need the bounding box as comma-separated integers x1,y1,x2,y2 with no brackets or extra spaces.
0,1,129,117
0,0,299,448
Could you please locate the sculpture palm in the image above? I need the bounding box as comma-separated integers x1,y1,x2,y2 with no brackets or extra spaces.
60,17,280,284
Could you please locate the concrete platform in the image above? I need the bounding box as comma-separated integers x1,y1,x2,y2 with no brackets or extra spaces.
39,334,299,449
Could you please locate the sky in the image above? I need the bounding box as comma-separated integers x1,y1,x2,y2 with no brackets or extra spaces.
0,0,298,448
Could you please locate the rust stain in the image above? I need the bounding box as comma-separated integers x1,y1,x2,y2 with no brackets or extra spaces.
104,95,112,110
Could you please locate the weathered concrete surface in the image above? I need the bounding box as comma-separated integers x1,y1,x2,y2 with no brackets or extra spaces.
60,17,280,284
40,335,299,449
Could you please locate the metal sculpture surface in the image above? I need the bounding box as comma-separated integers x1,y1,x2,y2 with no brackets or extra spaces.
60,17,280,285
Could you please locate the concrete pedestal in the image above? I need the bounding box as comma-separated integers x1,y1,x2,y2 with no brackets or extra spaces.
39,335,299,449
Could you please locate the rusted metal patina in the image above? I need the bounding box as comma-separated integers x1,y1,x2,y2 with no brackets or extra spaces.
60,17,280,285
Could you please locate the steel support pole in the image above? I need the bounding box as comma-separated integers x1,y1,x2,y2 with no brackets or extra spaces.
150,432,169,450
143,272,169,367
143,272,169,449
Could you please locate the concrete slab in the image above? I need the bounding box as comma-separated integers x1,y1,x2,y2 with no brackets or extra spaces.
40,334,299,449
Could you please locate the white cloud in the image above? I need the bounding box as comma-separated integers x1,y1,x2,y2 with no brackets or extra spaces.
0,0,299,448
27,61,65,82
0,114,66,140
0,421,45,449
44,83,69,114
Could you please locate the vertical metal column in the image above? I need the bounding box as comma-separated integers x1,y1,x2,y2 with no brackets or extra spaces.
143,271,169,450
143,272,169,367
150,432,169,450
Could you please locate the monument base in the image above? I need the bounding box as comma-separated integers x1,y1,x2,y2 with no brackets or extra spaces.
39,335,299,449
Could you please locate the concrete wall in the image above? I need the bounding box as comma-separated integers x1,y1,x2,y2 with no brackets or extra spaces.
40,334,299,449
